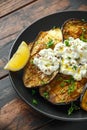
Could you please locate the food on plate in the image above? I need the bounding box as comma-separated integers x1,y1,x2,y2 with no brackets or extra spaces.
23,28,62,88
39,74,87,104
33,37,87,81
4,18,87,113
62,19,87,41
4,41,30,71
80,84,87,111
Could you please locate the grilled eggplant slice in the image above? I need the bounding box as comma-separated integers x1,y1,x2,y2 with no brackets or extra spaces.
39,74,87,104
80,84,87,111
23,28,62,88
62,18,87,40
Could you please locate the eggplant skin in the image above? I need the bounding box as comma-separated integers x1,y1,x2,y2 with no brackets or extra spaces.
39,74,87,104
62,19,87,40
23,28,62,88
81,86,87,111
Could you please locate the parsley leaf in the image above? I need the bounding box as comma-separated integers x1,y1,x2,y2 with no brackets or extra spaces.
60,82,65,87
43,92,49,99
64,40,70,46
68,82,75,94
68,103,80,115
32,99,38,105
72,65,77,70
47,39,54,48
32,89,36,95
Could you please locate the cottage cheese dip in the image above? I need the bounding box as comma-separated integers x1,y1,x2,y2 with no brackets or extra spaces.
33,37,87,81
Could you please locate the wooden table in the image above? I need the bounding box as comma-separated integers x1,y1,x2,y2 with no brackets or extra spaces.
0,0,87,129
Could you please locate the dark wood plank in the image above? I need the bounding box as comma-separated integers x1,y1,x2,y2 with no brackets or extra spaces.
78,4,87,11
0,0,87,44
0,98,53,130
0,40,13,79
0,0,37,18
0,0,70,41
0,76,17,107
38,120,87,130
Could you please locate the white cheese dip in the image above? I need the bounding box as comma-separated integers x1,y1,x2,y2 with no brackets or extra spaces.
33,37,87,81
33,48,60,75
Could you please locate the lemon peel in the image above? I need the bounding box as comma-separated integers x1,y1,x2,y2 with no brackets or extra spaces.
4,41,30,71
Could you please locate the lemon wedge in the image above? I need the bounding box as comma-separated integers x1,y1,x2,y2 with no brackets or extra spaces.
4,41,30,71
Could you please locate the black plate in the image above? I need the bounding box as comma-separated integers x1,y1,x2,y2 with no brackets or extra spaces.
9,11,87,121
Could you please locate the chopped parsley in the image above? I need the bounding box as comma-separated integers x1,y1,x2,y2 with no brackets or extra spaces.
32,99,38,105
72,65,77,70
30,59,34,64
64,79,71,84
32,89,36,95
53,26,56,29
43,92,49,99
41,81,47,85
47,39,54,48
64,76,75,84
80,34,87,42
60,82,65,87
68,102,80,115
81,18,86,22
68,82,75,94
64,40,70,46
67,57,71,60
69,76,75,83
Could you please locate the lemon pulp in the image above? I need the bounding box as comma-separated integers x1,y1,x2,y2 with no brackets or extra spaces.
4,41,30,71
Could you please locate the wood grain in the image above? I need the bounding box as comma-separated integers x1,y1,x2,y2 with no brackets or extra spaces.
0,98,53,130
0,0,38,18
0,77,17,107
38,119,87,130
0,0,70,40
78,5,87,11
0,41,13,79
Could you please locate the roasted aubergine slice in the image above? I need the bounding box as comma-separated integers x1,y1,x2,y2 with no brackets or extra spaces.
62,18,87,41
39,74,87,105
23,28,62,88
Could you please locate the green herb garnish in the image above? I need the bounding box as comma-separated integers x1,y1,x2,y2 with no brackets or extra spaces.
68,82,75,94
60,82,65,87
64,79,71,84
81,19,85,22
32,89,36,95
30,59,34,64
53,26,56,29
32,99,38,105
67,57,71,60
41,81,46,85
43,92,49,99
68,103,80,115
80,33,87,42
64,40,70,46
47,39,54,48
72,65,77,70
64,76,75,84
69,76,75,83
